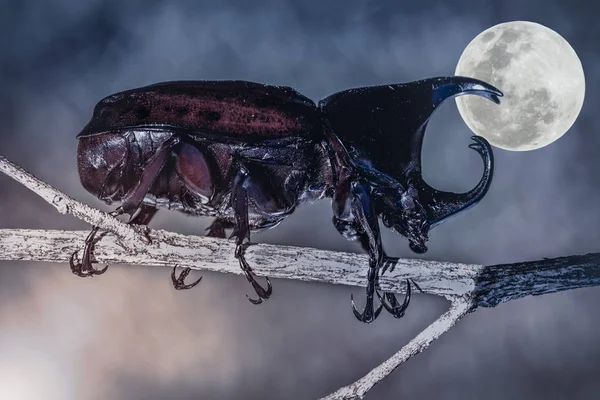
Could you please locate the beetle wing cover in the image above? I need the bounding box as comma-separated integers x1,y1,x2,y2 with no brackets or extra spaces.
78,81,320,139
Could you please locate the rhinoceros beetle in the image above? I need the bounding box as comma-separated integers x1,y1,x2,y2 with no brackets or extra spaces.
73,77,501,323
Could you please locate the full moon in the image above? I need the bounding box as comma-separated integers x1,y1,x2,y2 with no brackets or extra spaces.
455,21,585,151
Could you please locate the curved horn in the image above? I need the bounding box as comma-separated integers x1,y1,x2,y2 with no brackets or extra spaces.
427,76,503,108
419,135,494,226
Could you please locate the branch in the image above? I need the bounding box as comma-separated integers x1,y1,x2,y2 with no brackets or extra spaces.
473,253,600,307
0,228,481,298
2,154,600,399
319,298,473,400
2,228,599,306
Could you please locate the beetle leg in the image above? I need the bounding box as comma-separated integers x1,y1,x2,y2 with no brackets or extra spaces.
355,227,415,319
69,207,125,277
168,141,218,290
332,183,414,321
170,219,231,290
348,181,384,323
230,167,272,305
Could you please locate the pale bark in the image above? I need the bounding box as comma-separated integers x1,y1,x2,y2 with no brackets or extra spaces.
0,228,480,298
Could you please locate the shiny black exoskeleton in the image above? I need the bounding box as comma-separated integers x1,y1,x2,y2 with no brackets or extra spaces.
73,77,502,323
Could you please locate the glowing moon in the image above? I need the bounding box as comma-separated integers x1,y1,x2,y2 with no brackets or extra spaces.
455,21,585,151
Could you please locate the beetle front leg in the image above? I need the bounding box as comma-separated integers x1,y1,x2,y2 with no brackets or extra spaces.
230,167,273,305
347,181,386,323
352,225,413,320
334,218,414,319
333,181,416,321
356,237,413,320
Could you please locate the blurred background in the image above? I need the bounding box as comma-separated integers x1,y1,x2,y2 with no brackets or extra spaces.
1,0,599,398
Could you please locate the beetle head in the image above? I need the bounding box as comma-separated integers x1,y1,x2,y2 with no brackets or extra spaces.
77,132,133,204
378,186,430,254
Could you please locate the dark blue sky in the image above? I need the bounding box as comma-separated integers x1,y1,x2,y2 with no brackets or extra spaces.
1,0,599,399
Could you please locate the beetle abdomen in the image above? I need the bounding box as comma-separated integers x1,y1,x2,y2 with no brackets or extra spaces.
79,80,320,139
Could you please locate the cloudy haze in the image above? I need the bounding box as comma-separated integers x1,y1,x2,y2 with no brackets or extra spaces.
1,0,600,398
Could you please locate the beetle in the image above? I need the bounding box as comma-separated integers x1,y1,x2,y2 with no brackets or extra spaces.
73,76,502,323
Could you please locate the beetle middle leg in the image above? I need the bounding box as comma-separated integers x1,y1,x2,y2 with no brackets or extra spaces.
334,214,414,320
229,166,273,305
170,218,230,290
345,181,387,323
332,179,415,322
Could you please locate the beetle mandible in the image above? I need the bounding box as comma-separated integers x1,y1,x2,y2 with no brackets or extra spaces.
73,77,502,323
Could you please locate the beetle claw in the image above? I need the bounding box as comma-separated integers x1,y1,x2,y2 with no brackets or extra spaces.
381,255,399,275
350,276,383,323
350,292,384,323
377,279,411,319
69,226,109,278
235,243,273,304
246,277,273,304
69,208,125,279
171,265,203,290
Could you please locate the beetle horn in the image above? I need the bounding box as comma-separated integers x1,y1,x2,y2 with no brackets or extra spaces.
416,134,494,227
411,77,500,226
424,76,503,108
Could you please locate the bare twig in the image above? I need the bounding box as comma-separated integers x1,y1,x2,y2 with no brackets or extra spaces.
320,298,473,400
2,153,600,400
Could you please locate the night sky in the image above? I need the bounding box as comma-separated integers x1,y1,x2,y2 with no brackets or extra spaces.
1,0,599,399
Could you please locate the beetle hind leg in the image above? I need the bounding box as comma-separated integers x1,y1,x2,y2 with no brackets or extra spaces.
69,207,125,277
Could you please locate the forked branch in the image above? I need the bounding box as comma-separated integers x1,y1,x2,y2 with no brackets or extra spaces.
1,154,600,399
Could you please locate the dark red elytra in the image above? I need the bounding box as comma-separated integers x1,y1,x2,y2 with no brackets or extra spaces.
78,80,320,139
